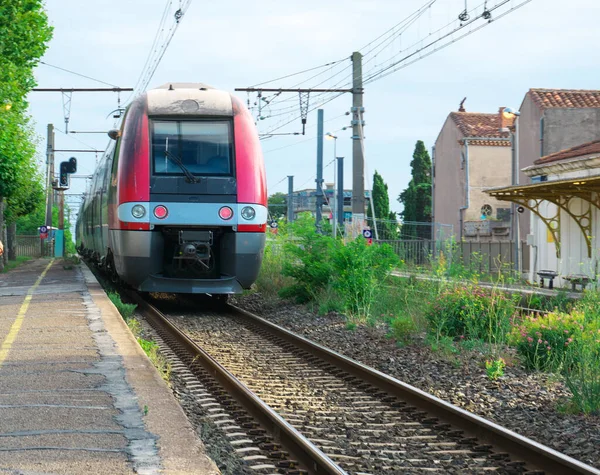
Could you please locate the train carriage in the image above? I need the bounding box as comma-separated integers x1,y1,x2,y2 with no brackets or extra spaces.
77,83,267,294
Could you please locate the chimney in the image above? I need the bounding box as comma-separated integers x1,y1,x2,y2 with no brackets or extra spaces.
499,106,512,130
458,97,466,112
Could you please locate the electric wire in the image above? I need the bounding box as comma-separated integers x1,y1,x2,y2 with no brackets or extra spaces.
126,0,194,103
250,58,348,87
38,61,119,87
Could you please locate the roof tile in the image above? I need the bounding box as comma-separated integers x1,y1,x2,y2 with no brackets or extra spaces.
529,89,600,109
535,140,600,165
450,112,512,140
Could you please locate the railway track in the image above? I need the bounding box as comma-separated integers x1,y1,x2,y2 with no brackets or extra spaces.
129,292,600,475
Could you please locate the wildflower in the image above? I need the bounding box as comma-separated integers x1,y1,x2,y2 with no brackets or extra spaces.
547,346,551,350
538,339,543,344
527,337,533,343
565,330,569,334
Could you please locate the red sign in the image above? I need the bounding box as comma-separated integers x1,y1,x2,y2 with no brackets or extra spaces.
40,232,48,240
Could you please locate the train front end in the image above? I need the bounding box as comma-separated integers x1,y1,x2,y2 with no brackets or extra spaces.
110,83,267,294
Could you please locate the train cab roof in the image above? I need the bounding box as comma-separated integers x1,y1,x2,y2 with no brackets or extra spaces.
146,83,232,116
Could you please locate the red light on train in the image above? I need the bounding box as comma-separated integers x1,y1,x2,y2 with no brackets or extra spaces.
153,205,168,219
219,206,233,220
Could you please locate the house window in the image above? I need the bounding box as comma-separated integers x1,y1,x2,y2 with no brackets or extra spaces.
497,208,511,221
481,204,493,219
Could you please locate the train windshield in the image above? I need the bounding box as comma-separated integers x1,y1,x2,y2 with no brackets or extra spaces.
152,120,233,176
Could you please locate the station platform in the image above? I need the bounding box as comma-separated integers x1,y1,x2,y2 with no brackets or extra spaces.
391,270,584,299
0,258,219,474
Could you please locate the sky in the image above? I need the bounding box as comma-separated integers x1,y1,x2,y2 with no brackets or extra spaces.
28,0,600,228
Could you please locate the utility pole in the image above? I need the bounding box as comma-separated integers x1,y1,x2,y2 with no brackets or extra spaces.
45,124,55,228
57,190,64,258
337,157,344,231
235,51,366,233
287,176,294,223
351,51,365,226
315,109,324,232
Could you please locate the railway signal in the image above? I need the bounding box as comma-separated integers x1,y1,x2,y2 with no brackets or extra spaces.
58,157,77,189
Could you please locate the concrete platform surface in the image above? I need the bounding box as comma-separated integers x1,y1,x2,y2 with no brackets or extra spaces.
0,258,219,474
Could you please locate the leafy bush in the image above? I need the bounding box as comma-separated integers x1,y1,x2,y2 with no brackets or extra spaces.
509,310,584,372
279,214,399,319
425,285,516,343
331,238,399,319
280,216,335,303
564,339,600,415
390,314,416,344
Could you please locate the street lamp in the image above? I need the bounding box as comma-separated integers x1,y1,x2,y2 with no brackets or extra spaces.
325,132,338,236
502,107,521,275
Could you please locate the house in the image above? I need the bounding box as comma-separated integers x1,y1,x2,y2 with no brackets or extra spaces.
488,140,600,287
433,105,514,242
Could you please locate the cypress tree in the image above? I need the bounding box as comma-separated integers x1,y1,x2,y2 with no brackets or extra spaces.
398,140,432,239
367,171,397,239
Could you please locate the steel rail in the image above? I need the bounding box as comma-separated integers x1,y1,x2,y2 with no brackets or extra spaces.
228,304,600,475
129,292,346,475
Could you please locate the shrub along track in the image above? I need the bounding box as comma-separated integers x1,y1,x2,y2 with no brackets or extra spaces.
130,292,600,475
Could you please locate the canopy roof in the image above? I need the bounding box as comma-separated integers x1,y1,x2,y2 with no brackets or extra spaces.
486,176,600,257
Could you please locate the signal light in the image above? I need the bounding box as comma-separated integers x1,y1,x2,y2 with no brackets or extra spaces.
67,157,77,173
59,162,70,188
218,206,233,220
153,205,168,219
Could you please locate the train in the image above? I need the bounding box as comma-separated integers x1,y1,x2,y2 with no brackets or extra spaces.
76,83,267,295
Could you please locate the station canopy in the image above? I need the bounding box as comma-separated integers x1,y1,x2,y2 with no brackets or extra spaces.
486,175,600,257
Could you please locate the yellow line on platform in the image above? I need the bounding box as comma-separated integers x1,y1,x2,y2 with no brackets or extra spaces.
0,259,54,367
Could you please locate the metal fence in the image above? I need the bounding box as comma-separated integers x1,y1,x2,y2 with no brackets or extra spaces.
379,237,530,275
15,235,45,258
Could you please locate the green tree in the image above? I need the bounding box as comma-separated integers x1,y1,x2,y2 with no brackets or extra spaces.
0,1,53,269
398,140,432,239
367,171,398,240
268,192,287,220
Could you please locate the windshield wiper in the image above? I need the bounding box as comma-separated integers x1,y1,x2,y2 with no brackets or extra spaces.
164,138,199,183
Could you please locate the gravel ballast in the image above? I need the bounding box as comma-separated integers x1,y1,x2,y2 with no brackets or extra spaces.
232,292,600,470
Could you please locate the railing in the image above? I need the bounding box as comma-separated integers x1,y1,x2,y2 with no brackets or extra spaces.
15,235,45,258
378,239,530,274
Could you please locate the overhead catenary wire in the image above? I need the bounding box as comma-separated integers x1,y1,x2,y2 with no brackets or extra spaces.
126,0,194,103
245,0,530,137
39,62,119,87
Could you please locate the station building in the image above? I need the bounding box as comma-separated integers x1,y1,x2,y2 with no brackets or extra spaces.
488,140,600,288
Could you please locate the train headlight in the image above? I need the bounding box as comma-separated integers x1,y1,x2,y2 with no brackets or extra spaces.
153,205,168,219
131,205,146,219
218,206,233,220
241,206,255,220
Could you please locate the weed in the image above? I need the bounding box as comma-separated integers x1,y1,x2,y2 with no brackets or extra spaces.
485,357,506,380
389,314,416,344
127,318,142,337
107,291,137,320
137,337,172,382
345,322,357,331
424,284,516,344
